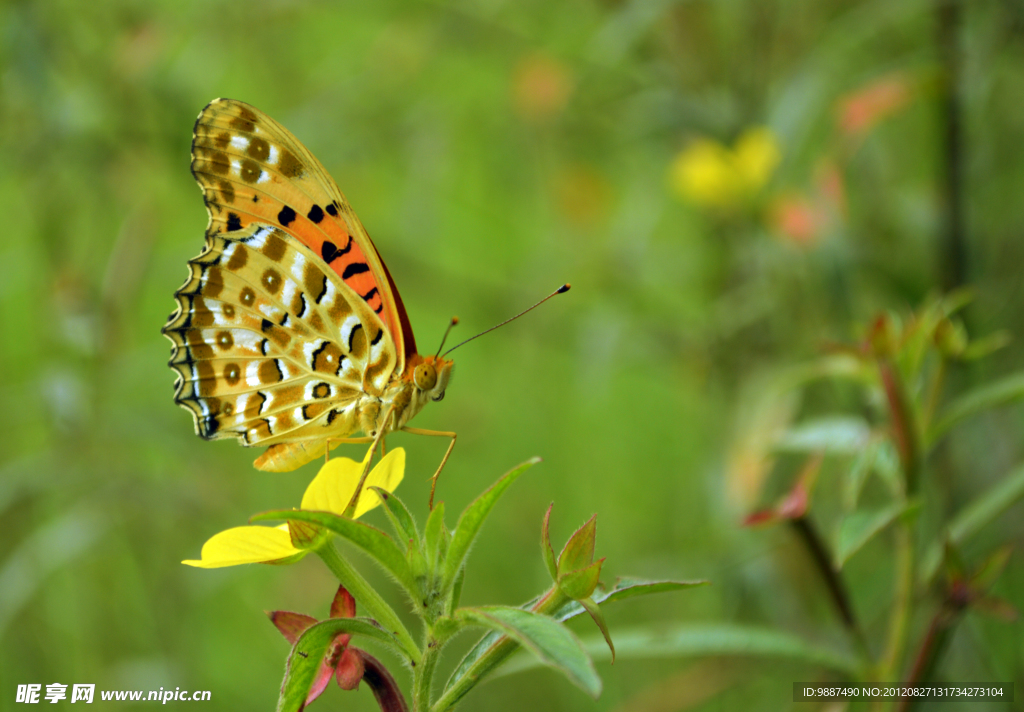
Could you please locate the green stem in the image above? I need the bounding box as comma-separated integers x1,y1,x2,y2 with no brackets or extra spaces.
413,637,442,712
430,587,570,712
317,543,421,663
880,524,914,688
790,517,872,663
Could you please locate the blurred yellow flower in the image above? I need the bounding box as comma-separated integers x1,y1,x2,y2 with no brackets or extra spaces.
183,448,406,568
669,126,781,209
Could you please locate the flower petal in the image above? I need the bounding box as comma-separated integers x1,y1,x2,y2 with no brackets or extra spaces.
182,524,301,568
301,448,405,519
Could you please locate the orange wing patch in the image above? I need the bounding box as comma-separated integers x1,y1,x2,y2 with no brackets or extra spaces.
190,101,388,320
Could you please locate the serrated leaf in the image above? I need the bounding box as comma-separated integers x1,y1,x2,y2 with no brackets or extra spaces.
276,617,403,712
371,486,419,549
493,624,860,678
773,416,871,454
441,458,540,594
456,606,600,698
835,502,908,568
253,509,414,593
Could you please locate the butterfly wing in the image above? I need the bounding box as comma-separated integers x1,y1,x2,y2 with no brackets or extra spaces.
162,223,398,448
189,98,417,374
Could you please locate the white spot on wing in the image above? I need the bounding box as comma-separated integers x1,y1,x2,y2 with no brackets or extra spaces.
291,253,308,283
269,145,279,164
303,339,323,367
246,361,261,388
258,170,269,184
281,280,297,312
230,135,250,151
236,393,249,416
339,316,361,353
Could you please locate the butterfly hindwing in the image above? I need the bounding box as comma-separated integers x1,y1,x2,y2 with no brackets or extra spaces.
163,224,398,447
189,99,416,372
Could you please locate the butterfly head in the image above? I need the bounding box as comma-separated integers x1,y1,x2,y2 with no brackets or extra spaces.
412,355,454,403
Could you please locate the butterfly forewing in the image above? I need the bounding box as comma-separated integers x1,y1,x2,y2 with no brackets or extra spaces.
189,98,415,372
163,223,398,447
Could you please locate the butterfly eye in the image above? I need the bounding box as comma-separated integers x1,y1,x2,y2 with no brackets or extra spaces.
414,363,437,391
432,391,446,402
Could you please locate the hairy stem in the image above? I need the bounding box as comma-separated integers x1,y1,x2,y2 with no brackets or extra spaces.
317,543,421,662
430,587,570,712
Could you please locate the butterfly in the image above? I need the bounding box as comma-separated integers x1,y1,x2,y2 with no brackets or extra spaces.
163,99,456,483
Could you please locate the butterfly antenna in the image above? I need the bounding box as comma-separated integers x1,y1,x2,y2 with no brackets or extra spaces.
443,284,571,356
435,317,459,358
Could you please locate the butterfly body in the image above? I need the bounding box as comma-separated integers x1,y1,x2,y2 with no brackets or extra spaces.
164,100,453,472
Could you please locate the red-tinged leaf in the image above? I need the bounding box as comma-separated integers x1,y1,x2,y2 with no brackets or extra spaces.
541,503,557,581
579,597,614,663
558,514,597,576
330,586,357,620
559,558,604,600
268,611,318,645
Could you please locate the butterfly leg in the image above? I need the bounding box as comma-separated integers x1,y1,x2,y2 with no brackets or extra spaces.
401,427,457,510
343,404,398,517
323,436,375,464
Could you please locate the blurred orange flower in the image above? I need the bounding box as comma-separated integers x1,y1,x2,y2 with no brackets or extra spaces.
513,53,573,122
837,73,912,137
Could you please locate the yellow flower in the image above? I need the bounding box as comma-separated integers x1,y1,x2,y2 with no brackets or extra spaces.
183,448,405,568
669,126,781,209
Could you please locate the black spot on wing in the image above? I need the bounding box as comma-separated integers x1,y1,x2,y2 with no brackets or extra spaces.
321,237,353,264
227,213,242,231
371,329,383,346
326,202,339,217
307,204,324,224
261,318,273,332
278,206,296,227
348,323,363,352
342,262,370,280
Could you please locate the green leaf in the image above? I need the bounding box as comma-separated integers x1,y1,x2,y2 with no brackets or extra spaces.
456,606,600,698
253,509,414,593
579,597,614,663
371,486,419,548
450,579,707,692
276,616,403,712
835,503,907,568
774,416,871,454
447,566,466,617
843,440,880,511
921,461,1024,582
541,504,557,582
424,501,446,570
930,371,1024,443
558,558,603,600
441,458,540,594
557,515,596,576
494,624,860,678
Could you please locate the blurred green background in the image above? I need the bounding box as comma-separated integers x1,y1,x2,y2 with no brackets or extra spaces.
3,0,1024,709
